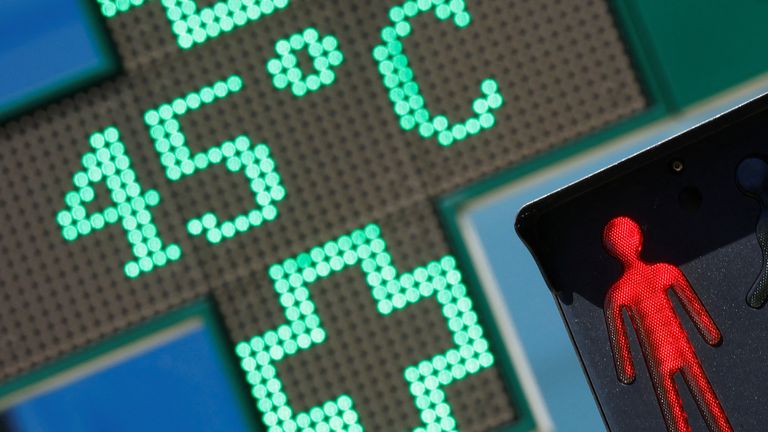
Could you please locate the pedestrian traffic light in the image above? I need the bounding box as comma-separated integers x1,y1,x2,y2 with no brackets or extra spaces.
517,93,768,431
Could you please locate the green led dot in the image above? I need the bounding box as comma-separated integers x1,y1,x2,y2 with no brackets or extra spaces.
488,93,503,109
262,0,276,14
64,191,80,207
234,215,249,231
101,3,117,16
248,210,263,226
390,6,405,21
283,64,301,80
372,45,388,61
382,26,397,42
303,27,318,43
110,141,125,156
82,153,97,169
466,118,481,135
62,226,78,241
276,40,291,55
213,81,229,97
133,243,148,258
73,172,89,187
165,119,180,135
153,251,168,266
267,59,283,74
112,189,126,204
208,147,223,163
263,205,277,221
89,133,106,149
289,34,304,50
306,75,321,91
438,131,453,146
199,87,214,103
319,69,335,86
127,230,142,245
104,126,120,143
435,3,451,19
291,81,307,97
328,50,343,66
452,124,467,140
207,228,222,244
167,244,182,260
90,214,106,229
115,156,130,171
200,213,217,229
124,261,140,278
221,221,236,238
138,256,153,272
395,21,411,37
473,99,488,114
187,219,203,235
481,78,498,94
479,112,495,128
103,208,118,223
57,211,73,226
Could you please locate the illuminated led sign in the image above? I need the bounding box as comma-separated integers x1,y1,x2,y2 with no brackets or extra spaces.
235,224,494,432
59,0,505,277
34,1,528,429
0,0,650,430
602,217,731,432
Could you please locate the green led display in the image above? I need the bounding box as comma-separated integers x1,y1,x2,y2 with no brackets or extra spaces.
372,0,503,146
235,224,494,431
97,0,291,49
266,28,344,97
56,127,182,278
144,75,286,243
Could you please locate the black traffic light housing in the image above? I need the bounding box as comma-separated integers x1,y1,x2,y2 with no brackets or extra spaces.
517,92,768,431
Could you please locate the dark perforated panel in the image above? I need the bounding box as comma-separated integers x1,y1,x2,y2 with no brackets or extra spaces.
0,0,646,430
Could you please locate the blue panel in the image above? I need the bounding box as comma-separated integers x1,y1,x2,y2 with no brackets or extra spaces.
0,0,115,120
2,324,252,432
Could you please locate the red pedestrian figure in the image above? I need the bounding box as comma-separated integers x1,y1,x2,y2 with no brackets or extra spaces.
603,216,732,432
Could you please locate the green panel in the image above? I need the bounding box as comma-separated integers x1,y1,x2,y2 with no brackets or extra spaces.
618,0,768,109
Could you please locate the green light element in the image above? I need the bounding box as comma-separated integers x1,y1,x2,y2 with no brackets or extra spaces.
234,224,494,431
57,127,182,278
266,28,344,97
372,0,503,147
97,0,145,18
97,0,291,49
145,75,286,243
